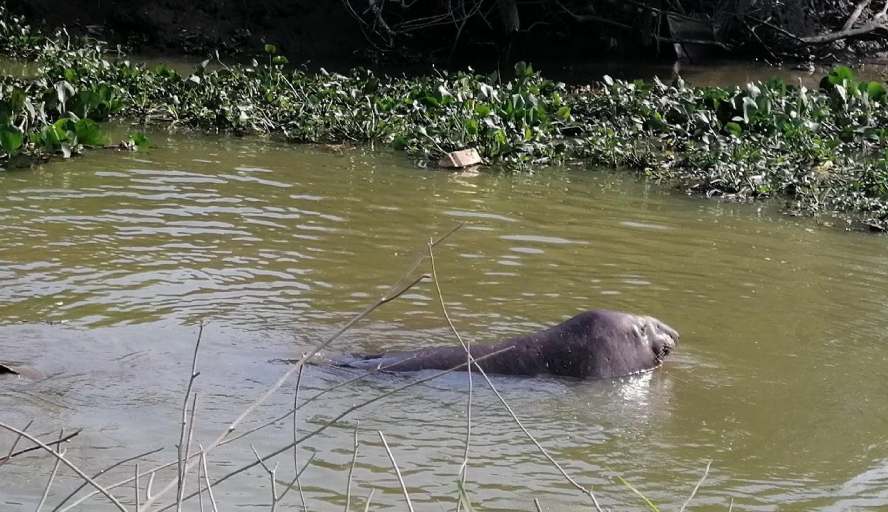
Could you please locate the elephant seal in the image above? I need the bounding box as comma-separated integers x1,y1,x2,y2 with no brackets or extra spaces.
0,363,43,380
336,310,679,380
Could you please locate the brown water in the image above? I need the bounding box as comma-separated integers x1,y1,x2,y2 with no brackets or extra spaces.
2,130,888,512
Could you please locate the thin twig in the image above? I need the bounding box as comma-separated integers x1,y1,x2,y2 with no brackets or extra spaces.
534,498,543,512
178,393,199,510
363,489,375,512
0,428,80,464
196,456,204,512
164,347,512,510
728,497,734,511
292,364,308,512
136,464,141,512
251,445,280,512
679,461,712,512
279,452,316,502
221,356,417,447
345,423,360,512
426,243,604,512
177,323,204,512
428,241,473,510
0,419,33,467
0,423,128,512
52,447,164,512
142,225,463,511
378,431,414,512
36,431,66,512
200,448,219,512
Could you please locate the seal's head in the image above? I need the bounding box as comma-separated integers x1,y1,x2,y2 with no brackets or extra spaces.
636,315,679,364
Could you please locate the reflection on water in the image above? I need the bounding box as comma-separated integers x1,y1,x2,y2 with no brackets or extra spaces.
2,132,888,511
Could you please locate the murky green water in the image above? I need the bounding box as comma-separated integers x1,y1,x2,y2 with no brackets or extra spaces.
2,130,888,511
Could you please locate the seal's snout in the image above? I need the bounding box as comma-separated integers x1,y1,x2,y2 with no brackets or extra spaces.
646,317,679,361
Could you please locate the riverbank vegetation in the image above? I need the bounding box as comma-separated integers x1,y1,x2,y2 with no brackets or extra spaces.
0,6,887,231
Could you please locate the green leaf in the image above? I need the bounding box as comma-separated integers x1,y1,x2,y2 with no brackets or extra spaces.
865,82,886,101
0,124,23,153
392,135,409,150
129,132,149,149
272,56,289,65
9,88,26,113
264,44,277,55
556,106,571,120
39,124,64,151
725,122,742,136
74,119,108,147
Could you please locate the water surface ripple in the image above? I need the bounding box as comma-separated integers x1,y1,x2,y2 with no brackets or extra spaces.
2,134,888,511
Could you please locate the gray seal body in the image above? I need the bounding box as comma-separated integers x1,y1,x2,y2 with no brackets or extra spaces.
336,310,679,380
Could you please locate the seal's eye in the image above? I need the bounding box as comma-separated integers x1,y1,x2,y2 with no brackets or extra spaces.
639,323,648,336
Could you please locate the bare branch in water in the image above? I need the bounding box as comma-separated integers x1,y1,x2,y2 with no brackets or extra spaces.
378,431,415,512
52,447,165,512
136,464,141,511
534,498,543,512
199,448,219,512
163,346,512,510
177,323,204,512
279,452,317,503
363,489,375,512
251,445,280,512
292,364,309,512
0,422,128,512
1,427,80,464
178,393,199,511
428,240,473,510
679,461,712,512
345,423,360,512
35,430,66,512
141,224,463,511
426,243,604,512
220,356,417,447
0,419,33,467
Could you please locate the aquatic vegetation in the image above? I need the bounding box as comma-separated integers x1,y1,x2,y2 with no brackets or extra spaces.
0,6,887,230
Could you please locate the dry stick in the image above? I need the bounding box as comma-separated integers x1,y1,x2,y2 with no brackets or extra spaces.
57,457,180,512
678,461,712,512
728,497,734,511
363,489,375,512
136,464,141,512
141,224,463,511
428,242,472,511
199,448,219,512
344,423,360,512
36,431,67,512
378,431,414,512
196,457,204,512
534,499,543,512
426,244,605,512
163,347,512,511
292,364,309,512
52,447,164,512
221,356,418,448
0,429,80,464
177,323,204,512
0,422,127,512
0,419,34,467
36,449,66,512
251,445,280,512
278,452,316,503
178,393,199,511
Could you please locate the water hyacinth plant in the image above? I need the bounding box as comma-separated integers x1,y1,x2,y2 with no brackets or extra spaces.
0,5,887,230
